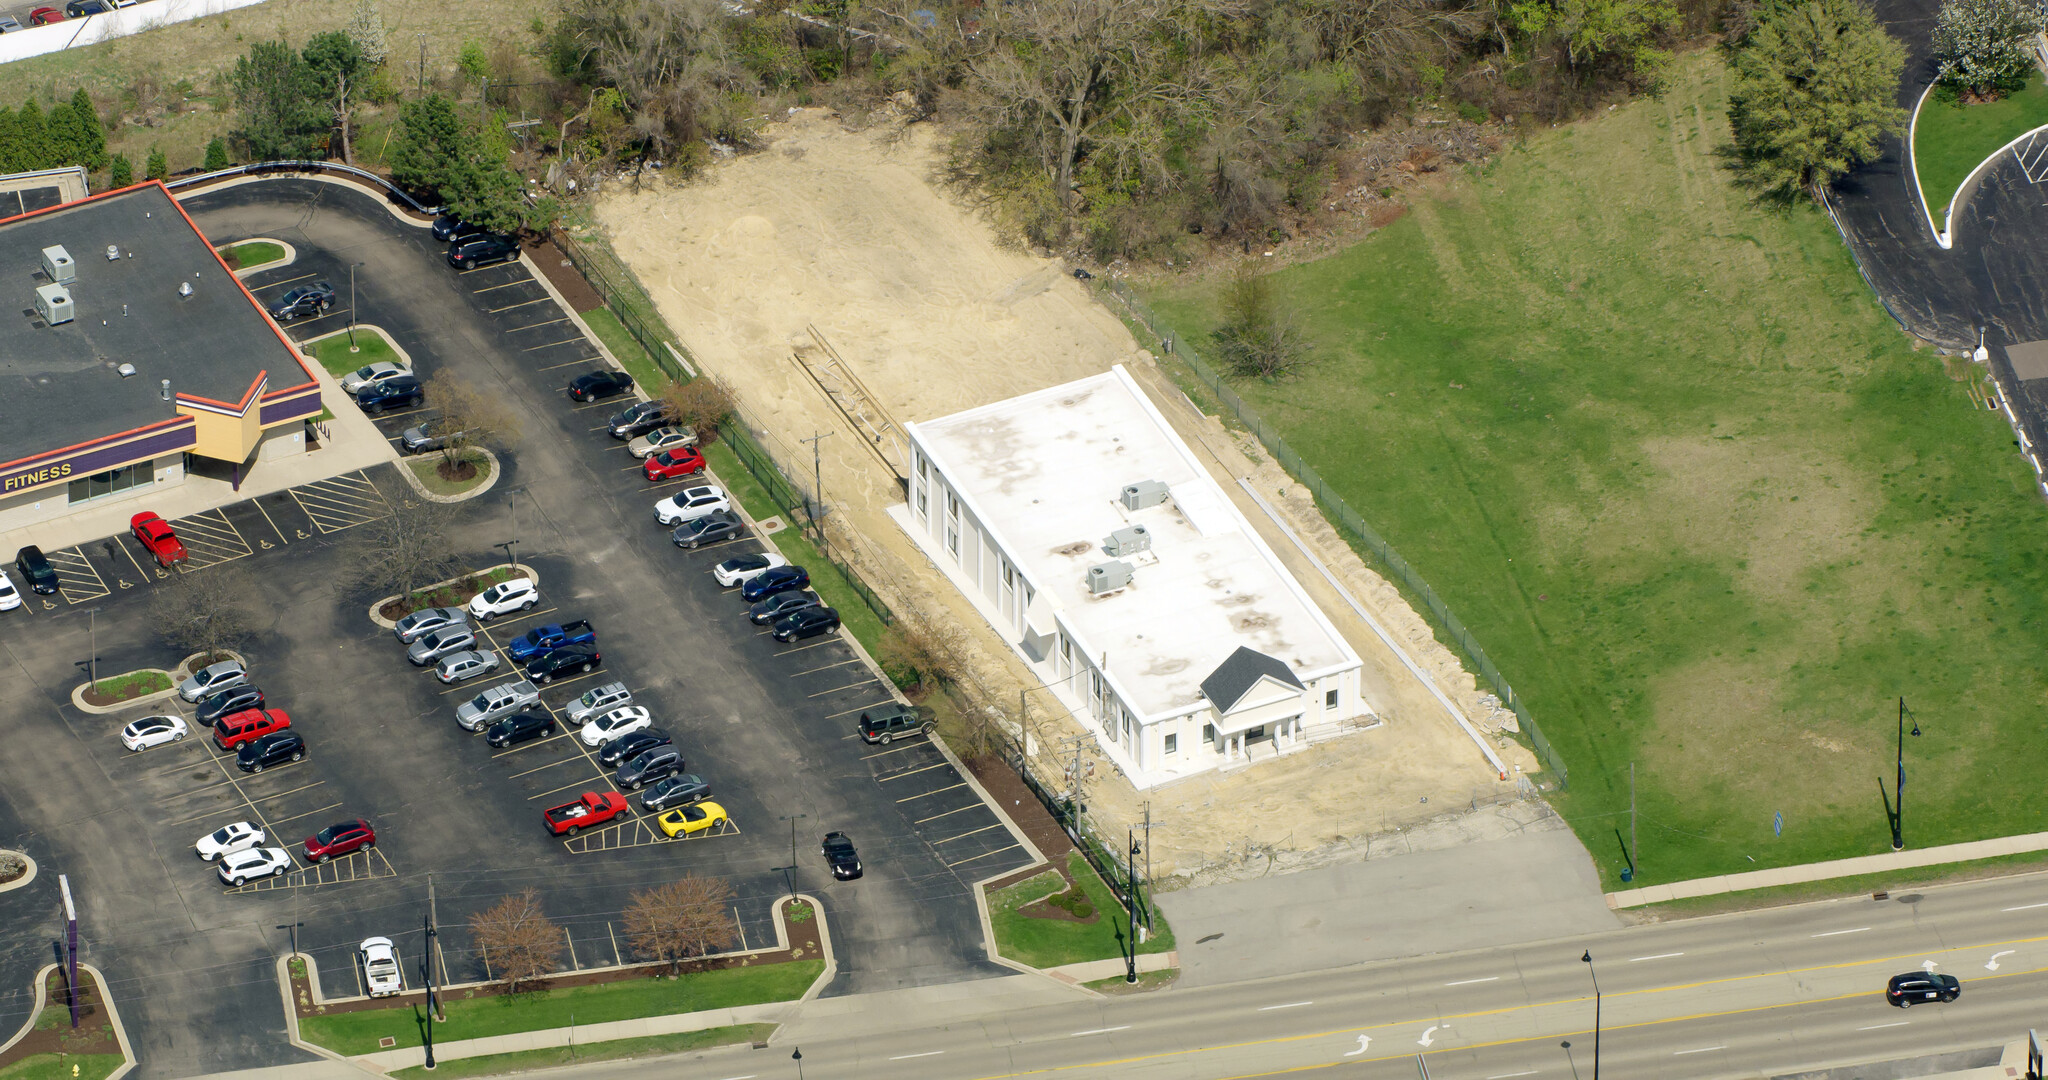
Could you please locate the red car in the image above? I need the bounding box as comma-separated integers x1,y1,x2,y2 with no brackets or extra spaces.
544,791,628,836
130,512,189,568
304,819,376,863
642,447,705,482
28,7,63,22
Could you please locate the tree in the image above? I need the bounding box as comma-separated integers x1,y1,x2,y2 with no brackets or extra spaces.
1729,0,1905,200
145,146,169,181
230,41,328,160
15,99,49,171
147,566,257,660
69,88,105,170
442,143,526,233
389,93,464,196
304,31,368,166
345,0,390,65
458,39,492,90
205,137,230,170
44,101,81,170
468,890,562,992
339,496,467,604
1508,0,1680,79
1211,262,1314,379
659,376,736,443
1931,0,2042,98
422,373,523,478
109,153,133,187
0,106,18,173
624,877,737,973
554,0,765,164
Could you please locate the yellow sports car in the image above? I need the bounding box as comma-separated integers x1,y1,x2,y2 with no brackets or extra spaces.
657,801,729,838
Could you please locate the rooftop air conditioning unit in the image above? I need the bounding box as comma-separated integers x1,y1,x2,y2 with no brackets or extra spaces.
35,284,74,326
1122,479,1169,510
41,245,74,284
1087,560,1134,595
1104,524,1151,558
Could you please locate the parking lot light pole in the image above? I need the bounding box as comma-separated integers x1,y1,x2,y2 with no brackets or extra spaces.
276,922,304,959
422,911,438,1070
773,864,796,900
1581,951,1600,1080
347,262,365,351
781,814,808,876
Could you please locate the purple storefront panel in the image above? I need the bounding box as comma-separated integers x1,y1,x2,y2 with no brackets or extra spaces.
0,422,195,497
260,388,323,425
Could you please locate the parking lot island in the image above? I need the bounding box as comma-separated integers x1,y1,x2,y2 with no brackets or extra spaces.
0,964,137,1080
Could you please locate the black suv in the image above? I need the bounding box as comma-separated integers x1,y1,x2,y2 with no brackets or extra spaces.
357,375,424,415
432,215,484,243
14,546,57,595
617,746,685,789
1885,972,1960,1007
608,400,678,439
448,234,520,270
524,646,601,685
599,728,670,768
198,685,266,726
237,731,306,773
568,370,634,402
486,712,556,748
858,703,933,745
267,281,335,322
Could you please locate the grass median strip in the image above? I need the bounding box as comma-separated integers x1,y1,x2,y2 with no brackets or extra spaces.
988,852,1175,969
580,308,667,393
385,1023,776,1079
309,332,401,380
298,962,822,1056
1914,72,2048,223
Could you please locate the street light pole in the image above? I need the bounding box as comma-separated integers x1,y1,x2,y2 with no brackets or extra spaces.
276,922,304,959
781,814,807,877
347,262,364,350
1580,951,1600,1080
1125,828,1140,984
422,909,438,1070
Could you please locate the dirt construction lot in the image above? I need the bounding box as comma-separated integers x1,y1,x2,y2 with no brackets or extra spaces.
595,109,1537,884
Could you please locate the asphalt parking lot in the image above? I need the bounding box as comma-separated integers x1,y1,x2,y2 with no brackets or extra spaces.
0,179,1034,1079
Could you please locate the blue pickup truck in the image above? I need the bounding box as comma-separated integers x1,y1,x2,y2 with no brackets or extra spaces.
506,620,596,663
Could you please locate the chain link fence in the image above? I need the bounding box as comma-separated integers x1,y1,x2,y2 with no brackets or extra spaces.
1096,279,1568,789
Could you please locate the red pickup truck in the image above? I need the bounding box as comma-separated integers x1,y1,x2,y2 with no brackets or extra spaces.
544,791,628,836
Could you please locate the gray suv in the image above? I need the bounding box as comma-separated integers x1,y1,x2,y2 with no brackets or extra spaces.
456,680,541,732
617,746,685,790
858,703,934,745
408,625,478,666
565,682,633,723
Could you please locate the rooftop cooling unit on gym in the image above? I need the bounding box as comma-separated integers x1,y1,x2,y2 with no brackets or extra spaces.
1121,479,1169,510
41,245,74,285
1087,560,1134,595
1104,524,1151,558
35,284,73,326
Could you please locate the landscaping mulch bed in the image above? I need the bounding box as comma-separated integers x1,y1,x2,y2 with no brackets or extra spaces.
289,899,824,1017
0,969,120,1066
377,569,523,622
526,237,605,314
966,754,1075,890
80,671,171,708
0,853,24,886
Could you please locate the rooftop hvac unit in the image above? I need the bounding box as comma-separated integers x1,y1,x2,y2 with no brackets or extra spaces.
35,284,73,326
41,245,74,284
1104,524,1151,557
1121,479,1169,510
1087,560,1134,595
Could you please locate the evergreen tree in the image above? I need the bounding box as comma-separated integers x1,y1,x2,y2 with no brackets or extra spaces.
0,106,18,174
1730,0,1906,199
110,153,133,187
205,137,230,170
388,93,464,196
44,102,83,170
70,88,105,170
15,99,50,171
145,146,168,180
303,31,368,165
230,41,328,160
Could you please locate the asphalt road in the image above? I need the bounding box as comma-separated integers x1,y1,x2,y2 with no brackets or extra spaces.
552,870,2048,1080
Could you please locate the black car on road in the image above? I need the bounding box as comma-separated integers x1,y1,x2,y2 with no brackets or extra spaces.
673,511,744,549
822,832,862,879
486,712,556,748
357,374,424,415
640,773,710,813
524,645,602,685
237,731,305,773
568,370,634,402
448,233,520,270
599,728,670,768
14,546,57,594
608,400,678,439
741,564,811,602
617,746,685,790
267,281,335,322
749,590,819,625
198,685,266,727
1886,973,1960,1007
774,607,841,642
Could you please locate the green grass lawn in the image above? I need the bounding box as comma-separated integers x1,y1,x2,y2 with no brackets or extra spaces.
581,308,669,393
1914,72,2048,223
405,453,493,497
0,1054,124,1080
385,1024,775,1079
223,241,285,269
1145,50,2048,888
88,669,170,701
309,332,401,380
297,962,822,1056
988,852,1176,969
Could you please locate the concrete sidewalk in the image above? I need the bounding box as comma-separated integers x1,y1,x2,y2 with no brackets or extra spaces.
1604,829,2048,908
354,1002,793,1072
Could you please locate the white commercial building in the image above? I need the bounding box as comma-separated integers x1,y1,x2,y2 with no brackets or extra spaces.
894,365,1372,789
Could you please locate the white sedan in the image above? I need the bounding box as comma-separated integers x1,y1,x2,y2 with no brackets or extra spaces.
194,821,266,862
121,714,188,752
0,569,19,611
435,649,502,685
359,937,404,997
340,360,411,395
580,705,653,747
713,552,789,588
217,846,292,886
654,485,730,526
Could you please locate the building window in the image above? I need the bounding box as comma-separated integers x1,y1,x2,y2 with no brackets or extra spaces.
1326,688,1339,709
1163,733,1178,755
1002,562,1015,588
1122,710,1132,742
1202,723,1216,744
945,492,960,558
915,455,930,519
68,464,152,504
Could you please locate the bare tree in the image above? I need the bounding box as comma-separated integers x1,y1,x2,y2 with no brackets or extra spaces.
469,889,562,992
660,376,737,443
555,0,763,167
339,496,467,604
624,876,738,973
1211,262,1313,379
424,373,523,479
147,566,257,660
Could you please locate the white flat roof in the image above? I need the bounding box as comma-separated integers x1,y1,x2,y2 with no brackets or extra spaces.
909,365,1357,718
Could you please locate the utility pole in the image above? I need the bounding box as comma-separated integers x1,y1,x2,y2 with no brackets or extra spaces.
1141,802,1155,930
1629,762,1637,879
1125,827,1139,983
800,431,832,541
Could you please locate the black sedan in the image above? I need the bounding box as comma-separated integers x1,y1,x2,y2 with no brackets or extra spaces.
524,645,602,685
197,685,266,726
431,215,484,243
267,281,335,322
749,590,819,625
617,746,685,790
237,731,305,773
774,606,841,642
672,511,744,549
486,713,556,748
598,727,671,768
608,400,678,439
448,233,520,270
741,564,811,602
821,832,862,879
568,370,634,402
640,773,710,813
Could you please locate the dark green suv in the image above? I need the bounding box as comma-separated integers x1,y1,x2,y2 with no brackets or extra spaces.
857,703,933,745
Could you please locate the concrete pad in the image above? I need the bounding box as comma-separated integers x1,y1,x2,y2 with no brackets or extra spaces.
1156,817,1617,986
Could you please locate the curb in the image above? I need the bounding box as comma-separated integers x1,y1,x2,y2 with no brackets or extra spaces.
222,237,296,277
0,851,35,895
367,564,538,629
70,669,178,715
298,323,418,372
392,446,503,504
0,963,139,1080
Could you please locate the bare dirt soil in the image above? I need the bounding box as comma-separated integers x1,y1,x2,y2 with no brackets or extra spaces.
593,109,1535,884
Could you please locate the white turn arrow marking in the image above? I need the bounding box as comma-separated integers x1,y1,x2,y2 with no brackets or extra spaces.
1987,950,2015,971
1922,960,1939,973
1418,1025,1440,1047
1343,1035,1372,1057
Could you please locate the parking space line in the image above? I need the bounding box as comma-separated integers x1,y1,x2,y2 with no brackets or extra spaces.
933,822,1005,846
197,737,303,872
881,762,951,782
169,508,254,568
473,607,560,634
510,755,588,780
259,801,346,830
42,547,110,603
251,271,320,291
112,535,153,580
793,658,865,677
541,357,603,371
277,308,352,330
778,638,843,655
291,471,394,533
807,679,878,700
511,316,573,333
914,803,986,825
860,742,930,760
532,669,608,693
487,297,553,314
230,847,396,893
523,337,588,352
897,782,967,804
827,701,895,720
470,280,532,295
242,779,328,805
249,499,292,545
527,776,611,801
491,732,576,758
946,843,1022,868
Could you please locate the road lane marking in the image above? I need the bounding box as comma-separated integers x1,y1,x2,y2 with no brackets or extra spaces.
1444,977,1500,986
1628,953,1684,962
1672,1046,1725,1056
1486,1072,1539,1079
1857,1021,1909,1031
890,1052,944,1060
1811,927,1871,937
1070,1027,1130,1037
2005,901,2048,911
1258,1002,1313,1011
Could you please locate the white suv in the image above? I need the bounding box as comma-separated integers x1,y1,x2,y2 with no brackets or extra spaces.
654,485,730,526
468,577,538,620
